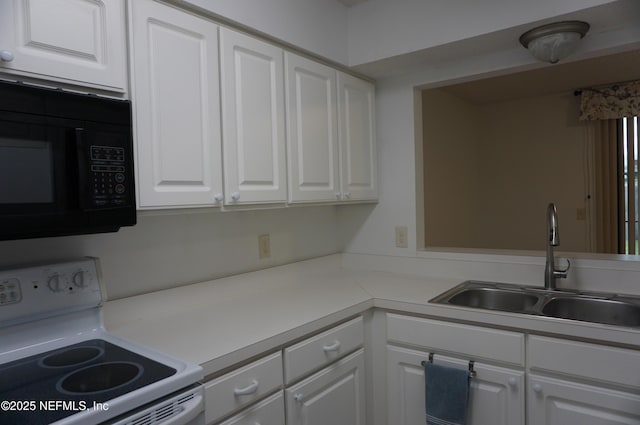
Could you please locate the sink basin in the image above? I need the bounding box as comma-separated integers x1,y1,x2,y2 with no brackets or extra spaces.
448,288,539,312
430,280,640,328
542,297,640,327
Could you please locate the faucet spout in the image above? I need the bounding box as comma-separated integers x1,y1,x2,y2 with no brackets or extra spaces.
545,203,570,290
547,203,559,246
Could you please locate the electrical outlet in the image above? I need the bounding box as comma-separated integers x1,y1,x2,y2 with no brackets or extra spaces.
258,234,271,259
395,226,408,248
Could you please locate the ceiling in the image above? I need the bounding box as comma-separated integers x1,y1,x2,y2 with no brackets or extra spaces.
440,48,640,104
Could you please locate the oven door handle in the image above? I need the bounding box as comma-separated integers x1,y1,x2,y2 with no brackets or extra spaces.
157,392,203,425
74,127,90,211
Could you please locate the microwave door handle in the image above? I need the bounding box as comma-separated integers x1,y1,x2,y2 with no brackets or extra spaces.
74,127,90,211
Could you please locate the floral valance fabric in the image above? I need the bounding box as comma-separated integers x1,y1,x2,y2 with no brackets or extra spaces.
579,80,640,121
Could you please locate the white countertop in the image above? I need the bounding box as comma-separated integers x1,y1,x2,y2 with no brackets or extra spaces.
104,254,640,377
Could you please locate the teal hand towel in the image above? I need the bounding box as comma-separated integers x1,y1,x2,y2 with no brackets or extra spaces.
424,361,471,425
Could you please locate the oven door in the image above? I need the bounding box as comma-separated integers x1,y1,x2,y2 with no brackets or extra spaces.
105,385,204,425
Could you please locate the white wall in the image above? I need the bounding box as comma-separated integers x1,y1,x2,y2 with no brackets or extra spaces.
340,0,640,258
0,206,341,300
178,0,349,65
346,0,619,67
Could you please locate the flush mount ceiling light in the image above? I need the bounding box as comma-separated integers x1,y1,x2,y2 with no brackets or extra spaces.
519,21,590,64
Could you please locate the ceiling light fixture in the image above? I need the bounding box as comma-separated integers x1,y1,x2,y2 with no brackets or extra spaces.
519,21,590,64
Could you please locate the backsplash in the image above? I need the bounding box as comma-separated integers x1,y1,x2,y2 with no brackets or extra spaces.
0,206,341,300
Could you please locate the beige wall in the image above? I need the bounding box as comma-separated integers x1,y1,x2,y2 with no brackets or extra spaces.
423,89,591,252
422,89,483,248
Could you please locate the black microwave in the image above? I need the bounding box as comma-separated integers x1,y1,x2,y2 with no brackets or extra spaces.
0,80,136,241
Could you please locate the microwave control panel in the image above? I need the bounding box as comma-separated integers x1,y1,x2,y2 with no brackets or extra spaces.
89,145,128,208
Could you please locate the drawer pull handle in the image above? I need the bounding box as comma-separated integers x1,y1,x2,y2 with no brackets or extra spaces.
234,380,259,396
293,393,304,403
322,340,341,352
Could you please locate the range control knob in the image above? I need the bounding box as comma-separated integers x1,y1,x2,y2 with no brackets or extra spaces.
72,270,89,288
47,274,65,292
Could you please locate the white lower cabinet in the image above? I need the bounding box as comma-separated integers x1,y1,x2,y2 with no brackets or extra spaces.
286,349,366,425
386,345,524,425
217,391,285,425
385,313,525,425
527,335,640,425
384,313,640,425
204,317,365,425
205,352,283,424
528,374,640,425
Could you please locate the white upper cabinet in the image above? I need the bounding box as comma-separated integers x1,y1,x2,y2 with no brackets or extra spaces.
220,28,287,205
128,1,375,209
285,52,341,203
130,0,223,208
0,0,126,92
285,52,377,204
337,73,378,201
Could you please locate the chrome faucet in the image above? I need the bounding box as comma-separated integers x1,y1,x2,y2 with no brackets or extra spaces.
545,203,570,290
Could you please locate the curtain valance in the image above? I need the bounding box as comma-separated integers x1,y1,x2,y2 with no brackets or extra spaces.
579,79,640,120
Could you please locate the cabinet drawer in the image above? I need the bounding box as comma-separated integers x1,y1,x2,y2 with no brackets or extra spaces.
205,352,283,424
216,391,285,425
284,316,363,383
386,313,525,366
528,335,640,389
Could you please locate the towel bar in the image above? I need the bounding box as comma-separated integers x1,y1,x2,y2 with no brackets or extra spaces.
421,353,477,378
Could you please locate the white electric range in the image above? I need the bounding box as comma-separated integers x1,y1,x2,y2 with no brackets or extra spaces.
0,258,204,425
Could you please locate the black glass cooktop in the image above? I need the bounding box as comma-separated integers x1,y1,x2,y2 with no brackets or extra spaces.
0,339,176,425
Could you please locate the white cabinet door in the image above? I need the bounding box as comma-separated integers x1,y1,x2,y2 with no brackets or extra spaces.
528,374,640,425
130,0,223,208
286,349,366,425
220,28,286,205
337,72,377,201
285,52,340,203
387,345,524,425
0,0,126,91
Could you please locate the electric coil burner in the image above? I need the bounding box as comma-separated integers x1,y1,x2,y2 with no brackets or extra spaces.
0,259,204,425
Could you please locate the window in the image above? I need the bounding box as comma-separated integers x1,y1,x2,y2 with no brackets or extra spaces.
621,116,640,254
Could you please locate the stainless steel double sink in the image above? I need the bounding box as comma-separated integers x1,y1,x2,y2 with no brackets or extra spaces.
430,281,640,327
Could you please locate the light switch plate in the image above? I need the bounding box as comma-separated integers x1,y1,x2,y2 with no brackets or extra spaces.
258,234,271,259
395,226,408,248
